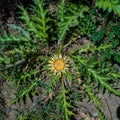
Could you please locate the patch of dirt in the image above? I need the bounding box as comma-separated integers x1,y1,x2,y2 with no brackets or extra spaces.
78,90,120,120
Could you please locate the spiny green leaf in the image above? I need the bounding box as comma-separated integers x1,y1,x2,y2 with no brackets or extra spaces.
10,81,38,104
95,107,106,120
89,68,120,96
114,5,120,15
83,84,103,106
111,0,119,5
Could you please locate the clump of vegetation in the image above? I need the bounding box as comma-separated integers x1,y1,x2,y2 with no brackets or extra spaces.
0,0,120,119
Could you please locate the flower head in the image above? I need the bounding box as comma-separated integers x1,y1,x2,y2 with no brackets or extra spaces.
48,54,69,76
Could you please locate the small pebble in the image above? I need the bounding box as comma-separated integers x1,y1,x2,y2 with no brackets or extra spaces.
5,107,11,113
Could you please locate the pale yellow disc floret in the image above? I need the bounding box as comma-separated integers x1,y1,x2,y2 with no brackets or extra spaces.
48,54,69,76
53,59,65,71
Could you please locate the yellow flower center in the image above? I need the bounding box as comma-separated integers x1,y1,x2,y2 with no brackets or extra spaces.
53,59,65,71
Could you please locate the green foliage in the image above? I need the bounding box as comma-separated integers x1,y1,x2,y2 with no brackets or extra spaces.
91,29,105,44
57,0,89,44
58,85,74,120
0,0,120,120
96,0,120,15
95,107,106,120
83,84,102,106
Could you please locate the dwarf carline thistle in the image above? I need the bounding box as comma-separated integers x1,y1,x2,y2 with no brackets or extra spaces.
48,54,69,76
